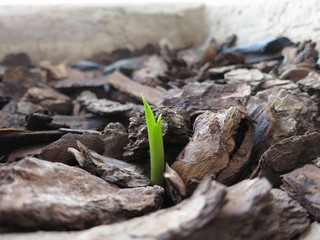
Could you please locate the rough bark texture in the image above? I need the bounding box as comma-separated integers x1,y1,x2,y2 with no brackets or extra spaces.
282,164,320,220
20,85,72,115
0,178,226,240
299,222,320,240
77,92,142,118
50,68,108,88
247,88,318,165
297,72,320,112
0,130,64,157
100,122,129,159
2,67,41,100
132,55,166,86
269,189,310,239
297,72,320,94
45,114,109,131
224,68,265,91
2,178,309,240
38,60,68,80
123,106,191,164
188,179,309,240
0,157,164,231
159,82,251,113
39,132,105,166
172,104,254,192
25,113,69,131
107,71,164,105
69,141,150,188
164,163,186,204
251,131,320,186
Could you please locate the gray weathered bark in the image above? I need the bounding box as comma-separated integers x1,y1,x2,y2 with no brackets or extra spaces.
0,157,163,231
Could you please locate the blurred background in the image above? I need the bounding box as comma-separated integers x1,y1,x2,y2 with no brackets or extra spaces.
0,0,319,63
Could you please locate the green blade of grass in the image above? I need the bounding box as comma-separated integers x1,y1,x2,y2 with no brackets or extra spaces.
142,95,165,187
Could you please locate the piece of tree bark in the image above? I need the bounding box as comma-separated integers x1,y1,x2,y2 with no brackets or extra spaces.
299,222,320,240
0,130,64,157
40,132,105,166
123,106,191,164
7,143,48,162
164,163,186,204
260,79,297,90
224,68,265,90
0,157,163,231
297,72,320,91
77,92,142,118
100,122,128,159
247,88,318,169
46,114,109,131
0,177,226,240
1,53,32,68
188,179,309,240
282,164,320,220
2,178,309,240
25,113,69,131
251,131,320,186
2,67,42,101
132,55,167,87
159,81,251,113
269,189,310,239
279,66,313,82
50,68,108,88
172,103,254,193
20,84,73,115
107,71,164,105
188,178,272,240
69,141,150,188
280,41,318,69
38,60,68,80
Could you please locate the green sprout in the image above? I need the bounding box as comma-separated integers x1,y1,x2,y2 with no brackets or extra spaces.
142,95,165,187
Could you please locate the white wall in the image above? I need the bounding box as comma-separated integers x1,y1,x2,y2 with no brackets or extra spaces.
0,3,207,64
206,0,320,49
0,0,319,64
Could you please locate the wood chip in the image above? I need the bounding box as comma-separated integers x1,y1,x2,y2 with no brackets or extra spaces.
251,131,320,186
69,141,150,188
107,71,164,105
39,132,105,165
0,177,226,239
282,164,320,220
159,81,251,113
299,222,320,240
0,157,164,231
38,60,68,80
189,178,309,240
172,103,254,193
20,84,72,115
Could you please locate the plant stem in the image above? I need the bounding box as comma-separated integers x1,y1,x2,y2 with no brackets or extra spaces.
142,96,165,187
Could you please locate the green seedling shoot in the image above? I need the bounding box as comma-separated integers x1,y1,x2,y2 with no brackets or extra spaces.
142,95,165,187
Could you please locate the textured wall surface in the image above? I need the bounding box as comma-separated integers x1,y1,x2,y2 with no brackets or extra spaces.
0,4,207,64
1,1,319,64
206,0,320,49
